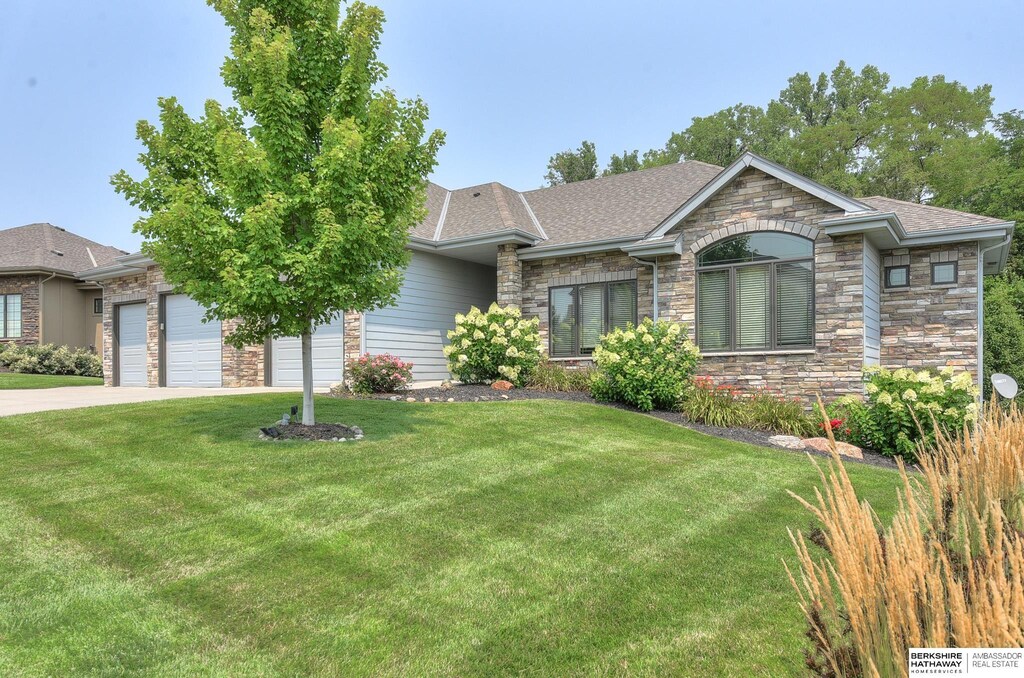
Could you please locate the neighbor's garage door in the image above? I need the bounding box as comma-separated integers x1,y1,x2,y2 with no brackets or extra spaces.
164,294,222,387
271,314,344,387
364,251,496,382
117,303,147,387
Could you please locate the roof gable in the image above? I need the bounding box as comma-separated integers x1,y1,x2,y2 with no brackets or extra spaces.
642,152,871,241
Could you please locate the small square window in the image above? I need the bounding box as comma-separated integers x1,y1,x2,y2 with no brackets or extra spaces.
931,261,958,285
885,265,910,289
93,298,103,315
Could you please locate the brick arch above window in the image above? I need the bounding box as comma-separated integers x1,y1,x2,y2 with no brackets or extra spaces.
688,219,821,255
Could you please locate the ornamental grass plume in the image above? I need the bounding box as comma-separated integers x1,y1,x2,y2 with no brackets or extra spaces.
786,400,1024,677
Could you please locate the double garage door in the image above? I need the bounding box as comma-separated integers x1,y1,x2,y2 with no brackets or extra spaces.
116,296,344,387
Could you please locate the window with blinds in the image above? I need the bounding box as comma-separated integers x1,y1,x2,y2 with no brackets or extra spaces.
0,294,22,339
695,234,813,352
548,280,637,357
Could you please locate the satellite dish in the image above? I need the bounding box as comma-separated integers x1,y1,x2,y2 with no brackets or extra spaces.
991,373,1018,399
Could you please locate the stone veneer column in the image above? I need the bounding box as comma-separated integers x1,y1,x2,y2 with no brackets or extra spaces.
343,310,363,370
496,243,522,308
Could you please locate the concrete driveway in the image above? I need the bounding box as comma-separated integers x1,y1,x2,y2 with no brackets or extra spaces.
0,386,303,417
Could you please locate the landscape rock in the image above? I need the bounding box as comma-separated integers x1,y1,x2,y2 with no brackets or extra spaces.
768,435,805,450
491,380,514,391
447,398,454,402
802,437,864,460
389,395,400,401
406,397,416,403
424,397,431,403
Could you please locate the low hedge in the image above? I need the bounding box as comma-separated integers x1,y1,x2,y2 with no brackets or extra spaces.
0,342,103,378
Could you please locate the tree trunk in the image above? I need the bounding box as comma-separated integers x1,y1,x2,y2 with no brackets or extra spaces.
301,326,314,425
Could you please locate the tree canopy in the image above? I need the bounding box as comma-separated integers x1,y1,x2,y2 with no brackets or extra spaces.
113,0,444,422
544,140,598,186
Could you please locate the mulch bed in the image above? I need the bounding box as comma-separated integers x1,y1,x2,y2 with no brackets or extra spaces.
342,385,904,470
260,422,363,442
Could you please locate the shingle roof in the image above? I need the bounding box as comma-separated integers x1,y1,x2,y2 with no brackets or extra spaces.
413,160,1011,251
0,223,126,276
859,196,1010,234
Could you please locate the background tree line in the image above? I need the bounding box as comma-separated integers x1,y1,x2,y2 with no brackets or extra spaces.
544,61,1024,393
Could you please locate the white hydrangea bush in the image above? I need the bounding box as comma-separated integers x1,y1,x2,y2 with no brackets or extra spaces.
830,365,980,459
444,303,543,386
591,318,701,411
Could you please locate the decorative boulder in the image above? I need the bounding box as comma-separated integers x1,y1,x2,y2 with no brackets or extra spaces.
802,437,864,460
492,380,514,391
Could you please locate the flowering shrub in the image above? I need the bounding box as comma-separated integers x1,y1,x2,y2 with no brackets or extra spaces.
444,303,542,386
347,353,413,394
591,318,701,411
829,365,980,459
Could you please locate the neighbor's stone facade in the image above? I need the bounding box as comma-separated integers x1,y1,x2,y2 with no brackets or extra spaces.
0,274,41,346
879,243,979,380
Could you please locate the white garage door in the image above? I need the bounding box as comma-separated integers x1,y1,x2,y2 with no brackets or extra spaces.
365,251,497,382
272,314,344,387
164,295,222,387
117,303,147,387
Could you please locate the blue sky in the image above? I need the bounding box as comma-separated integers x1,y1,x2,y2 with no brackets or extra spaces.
2,0,1022,252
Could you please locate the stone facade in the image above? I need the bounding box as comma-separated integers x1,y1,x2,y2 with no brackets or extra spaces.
516,168,867,400
0,274,41,346
496,243,523,307
879,243,979,380
521,250,654,355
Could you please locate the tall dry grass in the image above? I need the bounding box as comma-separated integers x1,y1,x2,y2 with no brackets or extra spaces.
786,402,1024,677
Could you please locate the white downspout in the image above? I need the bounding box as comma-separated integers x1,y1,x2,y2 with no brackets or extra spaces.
632,258,659,321
978,235,1012,401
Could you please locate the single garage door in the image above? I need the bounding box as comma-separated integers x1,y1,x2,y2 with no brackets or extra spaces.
164,294,222,387
364,251,496,382
117,303,147,386
271,314,344,387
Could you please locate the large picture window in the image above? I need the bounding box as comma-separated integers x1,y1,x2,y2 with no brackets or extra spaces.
0,294,22,339
549,280,637,357
696,232,813,352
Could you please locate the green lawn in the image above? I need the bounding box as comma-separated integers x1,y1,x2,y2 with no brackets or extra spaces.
0,396,900,676
0,372,103,389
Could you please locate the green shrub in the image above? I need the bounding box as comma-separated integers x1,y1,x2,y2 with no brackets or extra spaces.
346,353,413,394
747,389,816,437
829,366,979,459
444,303,543,386
0,343,102,377
526,361,594,392
679,376,749,427
591,318,700,412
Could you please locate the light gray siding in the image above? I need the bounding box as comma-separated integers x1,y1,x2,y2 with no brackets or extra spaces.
365,251,497,382
863,239,881,366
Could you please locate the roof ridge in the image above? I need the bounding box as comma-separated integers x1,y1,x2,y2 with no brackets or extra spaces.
490,182,521,230
522,160,723,196
862,196,1011,226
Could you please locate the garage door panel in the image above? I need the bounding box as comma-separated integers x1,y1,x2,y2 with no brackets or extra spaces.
272,314,343,387
117,303,147,387
164,295,222,388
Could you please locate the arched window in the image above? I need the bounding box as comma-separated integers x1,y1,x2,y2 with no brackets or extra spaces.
696,232,814,352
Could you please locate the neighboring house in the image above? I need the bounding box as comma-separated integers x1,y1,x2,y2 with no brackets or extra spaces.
0,223,126,351
80,152,1014,397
